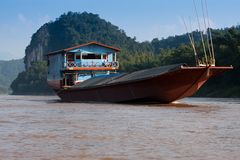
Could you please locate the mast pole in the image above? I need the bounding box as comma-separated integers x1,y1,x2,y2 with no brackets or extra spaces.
193,0,208,65
201,0,212,61
205,0,215,65
182,17,199,66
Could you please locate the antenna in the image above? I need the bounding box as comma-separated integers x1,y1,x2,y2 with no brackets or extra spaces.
182,17,199,66
193,0,208,65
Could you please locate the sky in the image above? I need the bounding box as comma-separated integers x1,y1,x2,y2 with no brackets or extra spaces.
0,0,239,60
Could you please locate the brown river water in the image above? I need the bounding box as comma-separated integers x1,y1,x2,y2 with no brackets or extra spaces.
0,95,240,160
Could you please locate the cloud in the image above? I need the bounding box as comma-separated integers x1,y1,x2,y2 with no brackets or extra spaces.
125,15,218,42
179,16,216,33
0,51,20,60
0,13,52,60
17,13,34,29
38,15,51,25
124,22,186,42
151,24,184,39
18,13,27,23
17,13,51,28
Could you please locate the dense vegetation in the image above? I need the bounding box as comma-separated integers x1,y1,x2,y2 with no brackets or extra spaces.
10,61,53,95
24,12,151,69
196,27,240,97
11,12,240,97
0,59,24,94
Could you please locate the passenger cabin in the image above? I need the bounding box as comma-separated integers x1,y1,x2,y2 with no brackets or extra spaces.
47,41,120,88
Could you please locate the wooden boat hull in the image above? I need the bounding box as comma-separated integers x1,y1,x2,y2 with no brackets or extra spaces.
53,65,232,103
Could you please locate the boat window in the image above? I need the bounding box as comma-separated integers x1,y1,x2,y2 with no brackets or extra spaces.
102,54,107,59
76,55,81,60
67,54,74,61
82,53,101,59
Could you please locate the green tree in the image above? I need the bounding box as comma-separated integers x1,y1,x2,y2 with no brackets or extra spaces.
11,61,53,95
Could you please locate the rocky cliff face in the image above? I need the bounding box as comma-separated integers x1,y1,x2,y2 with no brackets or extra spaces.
24,24,49,69
23,11,141,69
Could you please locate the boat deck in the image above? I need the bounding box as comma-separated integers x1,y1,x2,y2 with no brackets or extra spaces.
72,64,185,89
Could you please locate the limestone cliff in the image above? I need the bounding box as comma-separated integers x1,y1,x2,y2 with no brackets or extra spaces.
23,11,142,69
24,24,49,68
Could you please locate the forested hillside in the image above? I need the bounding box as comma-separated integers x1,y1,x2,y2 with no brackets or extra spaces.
0,59,24,94
11,12,240,97
24,11,152,69
196,27,240,97
10,61,52,95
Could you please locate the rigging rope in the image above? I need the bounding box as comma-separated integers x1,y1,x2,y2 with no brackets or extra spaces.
201,0,212,60
182,17,199,66
205,0,215,64
193,0,208,65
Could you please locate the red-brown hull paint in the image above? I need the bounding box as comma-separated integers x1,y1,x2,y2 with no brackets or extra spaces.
51,66,232,103
47,80,61,90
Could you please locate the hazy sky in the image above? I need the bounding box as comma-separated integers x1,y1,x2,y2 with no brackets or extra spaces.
0,0,239,60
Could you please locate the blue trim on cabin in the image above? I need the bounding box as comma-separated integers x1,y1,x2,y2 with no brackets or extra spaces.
66,44,116,67
77,73,122,82
69,44,117,53
47,42,119,82
77,75,92,81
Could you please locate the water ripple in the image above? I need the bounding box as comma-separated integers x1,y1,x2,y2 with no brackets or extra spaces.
0,95,240,160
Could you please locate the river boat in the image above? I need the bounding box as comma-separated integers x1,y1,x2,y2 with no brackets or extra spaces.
46,41,233,103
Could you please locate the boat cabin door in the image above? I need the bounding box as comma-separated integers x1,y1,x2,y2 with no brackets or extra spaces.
62,73,76,87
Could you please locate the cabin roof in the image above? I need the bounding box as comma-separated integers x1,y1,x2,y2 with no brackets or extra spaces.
47,41,120,56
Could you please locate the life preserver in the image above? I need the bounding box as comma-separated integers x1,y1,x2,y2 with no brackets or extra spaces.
112,61,118,67
68,62,75,67
104,62,111,67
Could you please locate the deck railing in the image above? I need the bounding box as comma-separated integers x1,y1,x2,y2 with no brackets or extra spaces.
66,61,119,69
